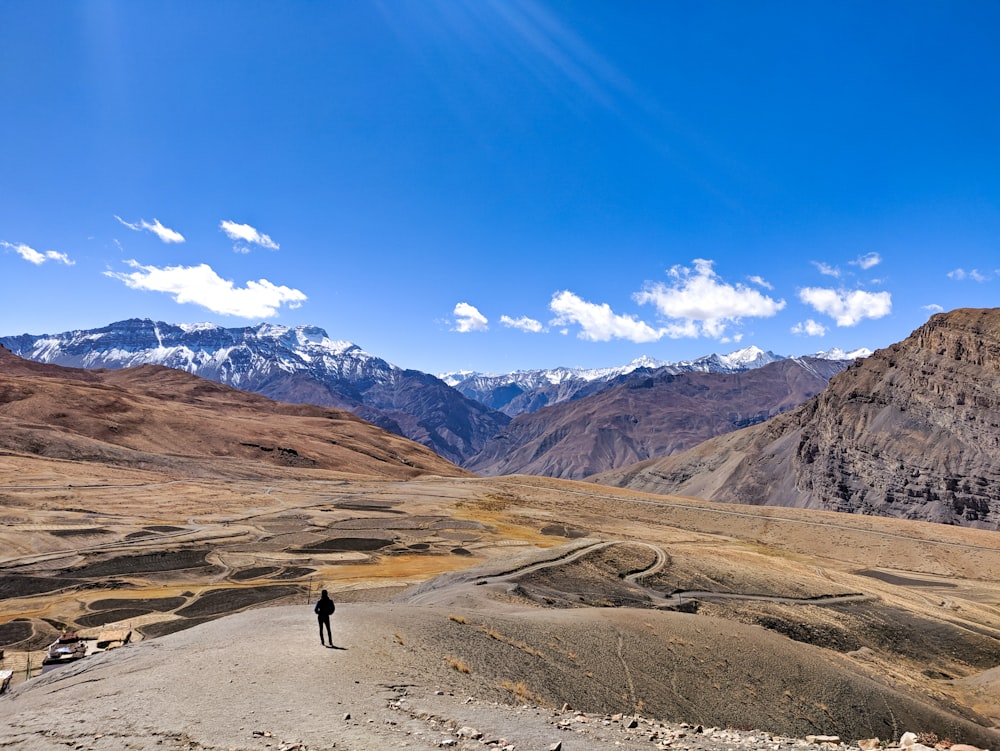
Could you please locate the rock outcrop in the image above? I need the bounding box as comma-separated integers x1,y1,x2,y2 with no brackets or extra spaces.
592,309,1000,530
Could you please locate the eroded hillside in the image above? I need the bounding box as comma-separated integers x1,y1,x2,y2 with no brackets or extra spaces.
593,308,1000,530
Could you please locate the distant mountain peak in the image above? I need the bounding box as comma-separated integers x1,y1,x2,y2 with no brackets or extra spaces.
0,319,510,467
811,347,873,361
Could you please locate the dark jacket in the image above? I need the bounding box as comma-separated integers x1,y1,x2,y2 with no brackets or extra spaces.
315,595,335,617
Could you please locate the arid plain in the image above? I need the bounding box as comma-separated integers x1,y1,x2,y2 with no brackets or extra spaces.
3,455,1000,746
1,352,999,748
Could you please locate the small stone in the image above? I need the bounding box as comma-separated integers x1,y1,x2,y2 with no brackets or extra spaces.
626,718,639,729
457,727,482,740
343,713,351,721
858,740,880,751
807,737,841,745
438,740,456,748
900,734,919,748
548,743,563,751
950,745,983,751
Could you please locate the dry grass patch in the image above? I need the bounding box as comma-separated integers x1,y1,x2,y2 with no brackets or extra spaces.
448,614,468,624
475,622,544,657
481,624,504,641
500,679,544,705
459,492,518,512
445,656,472,673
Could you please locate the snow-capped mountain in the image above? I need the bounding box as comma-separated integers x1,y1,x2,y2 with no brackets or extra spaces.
811,347,873,361
0,318,873,466
0,319,510,466
2,319,389,388
442,346,796,416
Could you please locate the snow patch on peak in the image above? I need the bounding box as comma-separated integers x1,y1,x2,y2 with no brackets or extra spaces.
178,322,220,333
627,355,668,370
439,370,476,387
811,347,873,361
251,323,292,340
716,346,784,370
292,325,332,347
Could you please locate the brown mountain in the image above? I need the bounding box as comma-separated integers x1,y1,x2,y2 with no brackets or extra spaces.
591,308,1000,530
0,345,467,480
466,357,847,479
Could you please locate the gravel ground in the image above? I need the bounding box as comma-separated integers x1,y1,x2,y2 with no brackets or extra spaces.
2,602,996,751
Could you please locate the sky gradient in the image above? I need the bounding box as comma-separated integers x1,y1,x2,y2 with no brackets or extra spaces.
2,1,998,374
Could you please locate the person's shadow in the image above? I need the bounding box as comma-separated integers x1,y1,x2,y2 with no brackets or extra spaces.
326,644,348,650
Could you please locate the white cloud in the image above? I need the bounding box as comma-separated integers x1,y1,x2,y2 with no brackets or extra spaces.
220,220,279,251
798,287,892,326
105,260,306,318
948,268,989,282
633,258,785,339
747,275,773,290
812,261,841,278
1,240,74,265
851,252,882,270
922,303,944,313
452,302,489,332
500,314,543,333
792,319,828,336
114,215,185,243
549,290,665,343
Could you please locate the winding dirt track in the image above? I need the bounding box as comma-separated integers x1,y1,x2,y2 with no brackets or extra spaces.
407,539,872,609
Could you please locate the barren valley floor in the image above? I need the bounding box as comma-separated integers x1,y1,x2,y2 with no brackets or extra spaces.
1,461,999,747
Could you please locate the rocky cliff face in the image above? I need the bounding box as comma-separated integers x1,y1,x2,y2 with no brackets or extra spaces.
592,309,1000,530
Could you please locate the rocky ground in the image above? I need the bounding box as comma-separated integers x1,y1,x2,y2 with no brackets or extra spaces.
2,598,998,751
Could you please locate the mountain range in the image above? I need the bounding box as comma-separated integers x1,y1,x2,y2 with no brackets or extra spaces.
465,356,849,479
0,319,865,474
0,344,465,480
0,319,508,467
593,308,1000,531
442,345,869,416
4,311,1000,743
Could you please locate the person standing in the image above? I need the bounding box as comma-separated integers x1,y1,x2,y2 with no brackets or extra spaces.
314,589,335,646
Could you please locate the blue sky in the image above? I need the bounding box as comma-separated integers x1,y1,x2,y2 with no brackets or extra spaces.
2,1,998,375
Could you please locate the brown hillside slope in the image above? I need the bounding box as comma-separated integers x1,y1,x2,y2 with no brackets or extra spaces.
590,308,1000,530
0,345,467,480
467,358,846,480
